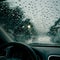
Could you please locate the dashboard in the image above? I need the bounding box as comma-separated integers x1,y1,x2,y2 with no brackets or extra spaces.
32,46,60,60
0,42,60,60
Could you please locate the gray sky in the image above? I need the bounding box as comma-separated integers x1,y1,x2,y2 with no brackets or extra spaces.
5,0,60,43
6,0,60,33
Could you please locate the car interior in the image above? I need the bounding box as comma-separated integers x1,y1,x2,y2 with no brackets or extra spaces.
0,0,60,60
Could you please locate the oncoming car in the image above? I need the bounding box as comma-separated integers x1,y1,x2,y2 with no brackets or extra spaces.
0,0,60,60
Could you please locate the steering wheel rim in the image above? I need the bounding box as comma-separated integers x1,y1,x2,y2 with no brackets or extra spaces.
0,42,37,60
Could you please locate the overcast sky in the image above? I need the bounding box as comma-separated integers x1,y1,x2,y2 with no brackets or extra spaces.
4,0,60,43
6,0,60,33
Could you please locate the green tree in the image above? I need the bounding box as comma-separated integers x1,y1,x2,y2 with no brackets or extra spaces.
0,1,37,42
0,2,24,30
14,18,38,42
48,18,60,36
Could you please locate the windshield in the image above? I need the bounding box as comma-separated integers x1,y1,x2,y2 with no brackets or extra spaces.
0,0,60,45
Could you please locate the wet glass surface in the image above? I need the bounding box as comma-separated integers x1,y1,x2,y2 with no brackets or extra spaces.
0,0,60,44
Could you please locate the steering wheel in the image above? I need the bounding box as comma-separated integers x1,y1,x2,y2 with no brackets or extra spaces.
0,42,37,60
0,26,37,60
